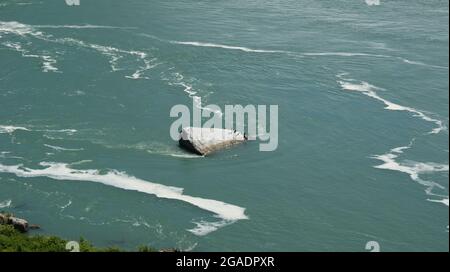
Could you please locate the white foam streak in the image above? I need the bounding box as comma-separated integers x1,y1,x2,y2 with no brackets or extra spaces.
44,144,84,152
0,125,29,134
169,38,446,70
125,58,160,80
339,75,449,208
399,58,448,70
44,129,77,134
1,21,157,76
0,200,12,209
0,126,78,136
0,162,248,224
164,152,203,159
171,40,393,59
337,77,447,134
35,25,136,30
164,72,223,116
0,151,24,160
428,198,449,207
372,145,449,207
59,200,72,211
1,41,59,72
303,52,387,57
170,39,446,70
0,2,39,7
56,37,156,77
170,41,287,54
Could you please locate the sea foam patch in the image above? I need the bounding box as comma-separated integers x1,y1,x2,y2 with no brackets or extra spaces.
0,162,248,234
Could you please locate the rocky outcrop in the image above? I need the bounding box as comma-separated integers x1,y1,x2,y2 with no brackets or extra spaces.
0,213,8,225
179,127,247,156
8,217,29,233
0,213,32,233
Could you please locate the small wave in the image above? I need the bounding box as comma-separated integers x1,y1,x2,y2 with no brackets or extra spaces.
0,162,248,231
0,199,12,209
337,75,447,134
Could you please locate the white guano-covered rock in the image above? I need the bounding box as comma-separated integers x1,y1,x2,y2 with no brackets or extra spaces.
179,127,246,156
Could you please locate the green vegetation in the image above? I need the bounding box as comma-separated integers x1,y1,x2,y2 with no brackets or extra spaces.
0,224,156,252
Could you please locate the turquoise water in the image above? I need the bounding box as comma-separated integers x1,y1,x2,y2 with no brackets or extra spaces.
0,0,448,251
